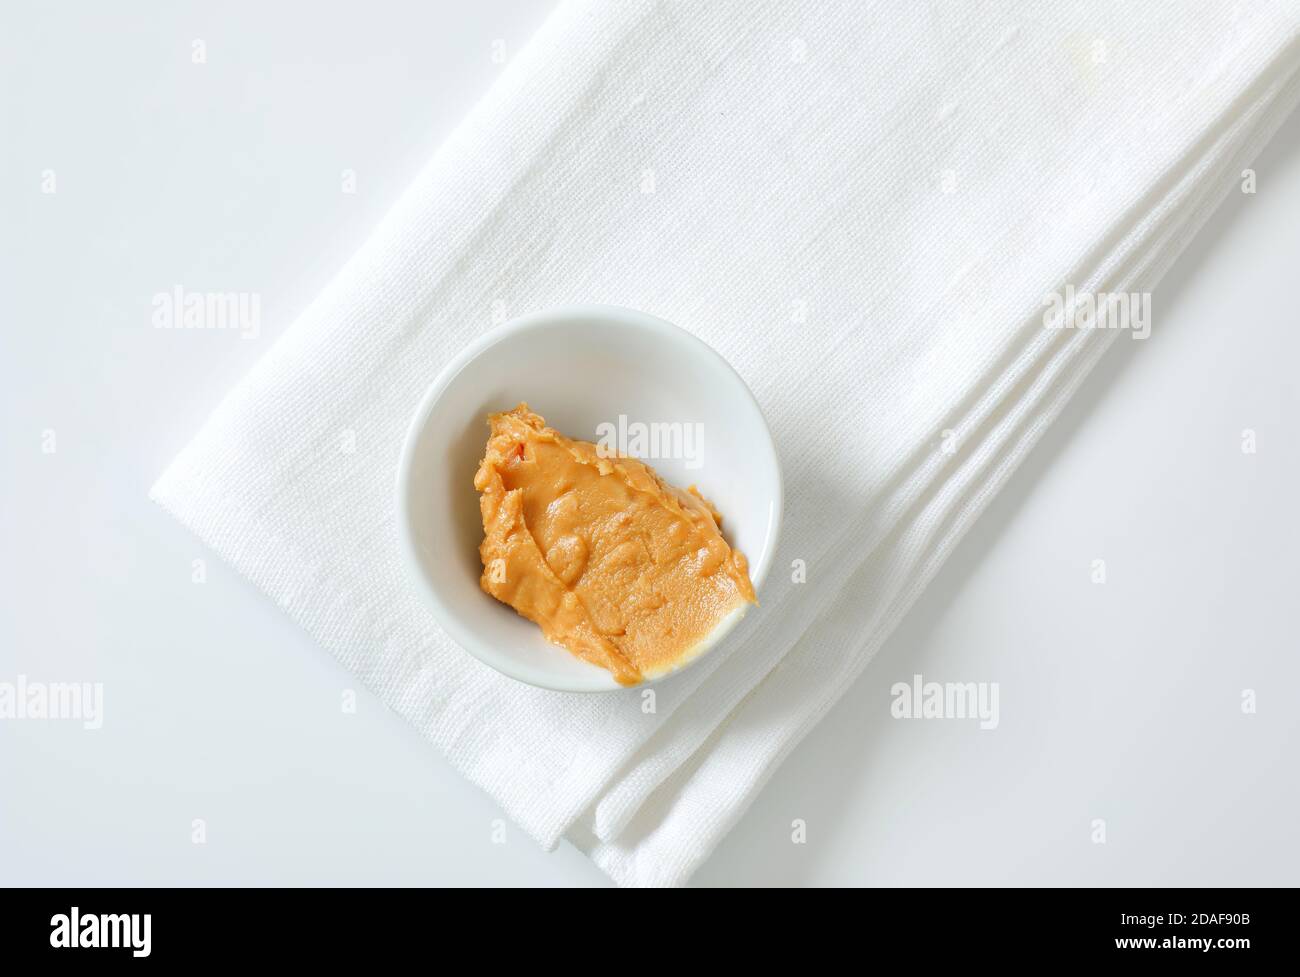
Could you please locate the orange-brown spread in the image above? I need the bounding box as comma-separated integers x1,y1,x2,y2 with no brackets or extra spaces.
474,404,756,685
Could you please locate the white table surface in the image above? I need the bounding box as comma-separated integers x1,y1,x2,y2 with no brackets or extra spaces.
3,1,1298,887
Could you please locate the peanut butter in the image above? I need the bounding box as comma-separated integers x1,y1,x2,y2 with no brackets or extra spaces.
474,404,756,685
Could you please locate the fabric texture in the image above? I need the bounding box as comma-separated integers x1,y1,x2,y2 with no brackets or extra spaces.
152,0,1300,886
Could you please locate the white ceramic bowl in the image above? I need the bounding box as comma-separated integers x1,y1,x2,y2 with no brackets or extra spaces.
397,305,782,692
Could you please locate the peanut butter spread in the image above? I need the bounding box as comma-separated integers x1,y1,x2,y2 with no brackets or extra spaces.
474,404,756,685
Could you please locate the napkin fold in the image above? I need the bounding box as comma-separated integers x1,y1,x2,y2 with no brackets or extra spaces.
153,0,1300,886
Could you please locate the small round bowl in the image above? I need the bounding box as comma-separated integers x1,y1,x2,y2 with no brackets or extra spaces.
396,305,782,692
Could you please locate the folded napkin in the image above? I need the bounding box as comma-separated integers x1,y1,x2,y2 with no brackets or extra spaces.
153,0,1300,885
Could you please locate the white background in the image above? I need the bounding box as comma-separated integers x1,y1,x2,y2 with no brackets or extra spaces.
2,2,1297,886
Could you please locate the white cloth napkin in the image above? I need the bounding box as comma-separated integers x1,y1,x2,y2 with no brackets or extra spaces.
152,0,1300,886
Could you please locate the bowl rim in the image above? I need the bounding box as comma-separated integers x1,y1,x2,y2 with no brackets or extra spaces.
395,303,784,692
